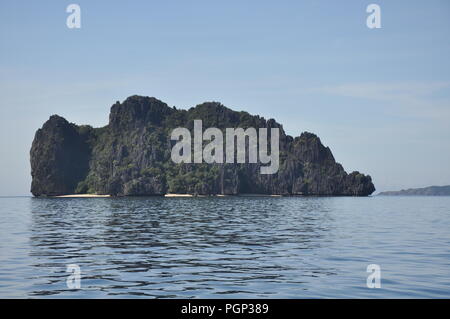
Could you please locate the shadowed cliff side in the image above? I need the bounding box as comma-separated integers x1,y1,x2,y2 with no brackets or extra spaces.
30,96,375,196
30,115,92,196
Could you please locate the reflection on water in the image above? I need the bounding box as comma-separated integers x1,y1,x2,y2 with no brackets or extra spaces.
1,196,450,298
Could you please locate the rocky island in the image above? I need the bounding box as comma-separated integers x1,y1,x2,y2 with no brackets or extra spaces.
30,95,375,197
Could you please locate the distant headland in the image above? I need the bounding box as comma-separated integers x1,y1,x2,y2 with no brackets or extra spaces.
30,95,375,197
378,185,450,196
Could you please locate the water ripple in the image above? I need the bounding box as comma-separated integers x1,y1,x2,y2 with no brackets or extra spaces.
0,196,449,298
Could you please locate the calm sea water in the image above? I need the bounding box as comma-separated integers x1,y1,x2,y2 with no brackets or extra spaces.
0,196,449,298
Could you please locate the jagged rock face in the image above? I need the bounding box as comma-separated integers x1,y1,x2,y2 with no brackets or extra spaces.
30,115,92,196
30,95,375,196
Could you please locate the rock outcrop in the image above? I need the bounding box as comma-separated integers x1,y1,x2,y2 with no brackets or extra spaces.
30,115,92,196
30,95,375,196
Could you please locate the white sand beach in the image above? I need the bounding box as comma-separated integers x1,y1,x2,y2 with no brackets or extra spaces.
164,194,194,197
52,194,111,198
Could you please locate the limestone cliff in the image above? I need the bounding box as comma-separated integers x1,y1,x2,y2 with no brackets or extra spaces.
30,96,375,196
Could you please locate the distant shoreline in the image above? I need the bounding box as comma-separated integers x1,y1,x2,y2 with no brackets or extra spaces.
378,185,450,196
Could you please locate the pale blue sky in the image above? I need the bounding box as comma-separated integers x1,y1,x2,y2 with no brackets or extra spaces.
1,0,449,195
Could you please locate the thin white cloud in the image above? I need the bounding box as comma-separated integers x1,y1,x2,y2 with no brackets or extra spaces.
309,82,450,120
